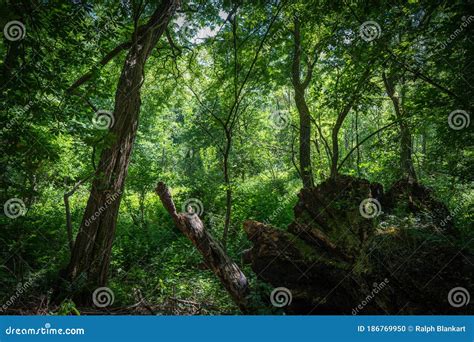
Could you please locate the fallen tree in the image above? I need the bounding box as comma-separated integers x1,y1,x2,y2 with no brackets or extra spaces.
155,182,252,313
243,176,473,314
156,176,473,315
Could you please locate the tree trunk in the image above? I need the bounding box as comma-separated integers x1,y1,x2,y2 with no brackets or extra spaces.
400,120,416,180
222,135,232,249
355,111,361,176
330,102,353,178
295,89,313,188
155,182,251,313
243,176,471,315
62,0,177,300
330,122,342,178
292,18,314,188
382,71,417,182
63,177,91,253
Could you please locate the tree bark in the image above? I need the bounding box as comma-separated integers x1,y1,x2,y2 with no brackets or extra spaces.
62,0,178,300
222,13,238,249
155,182,251,313
382,71,417,182
292,18,314,188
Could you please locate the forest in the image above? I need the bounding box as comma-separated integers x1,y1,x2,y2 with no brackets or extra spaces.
1,0,473,315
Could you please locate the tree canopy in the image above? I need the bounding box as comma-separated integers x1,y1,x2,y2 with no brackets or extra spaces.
1,0,472,315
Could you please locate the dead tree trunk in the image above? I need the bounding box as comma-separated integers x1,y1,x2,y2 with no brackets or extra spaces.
62,0,178,300
155,182,251,313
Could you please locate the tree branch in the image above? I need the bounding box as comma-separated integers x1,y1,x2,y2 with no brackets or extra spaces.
66,41,132,93
337,120,399,171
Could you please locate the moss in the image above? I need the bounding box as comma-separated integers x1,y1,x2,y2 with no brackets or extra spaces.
352,250,372,275
289,234,350,270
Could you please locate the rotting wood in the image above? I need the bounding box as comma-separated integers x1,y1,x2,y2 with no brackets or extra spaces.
155,182,252,313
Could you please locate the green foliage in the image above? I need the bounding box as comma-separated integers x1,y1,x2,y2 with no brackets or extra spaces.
55,299,81,316
0,0,472,314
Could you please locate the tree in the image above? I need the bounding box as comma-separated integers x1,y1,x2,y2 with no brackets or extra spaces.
183,2,283,248
382,71,417,182
1,0,472,316
62,0,178,300
291,17,316,188
329,64,373,179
